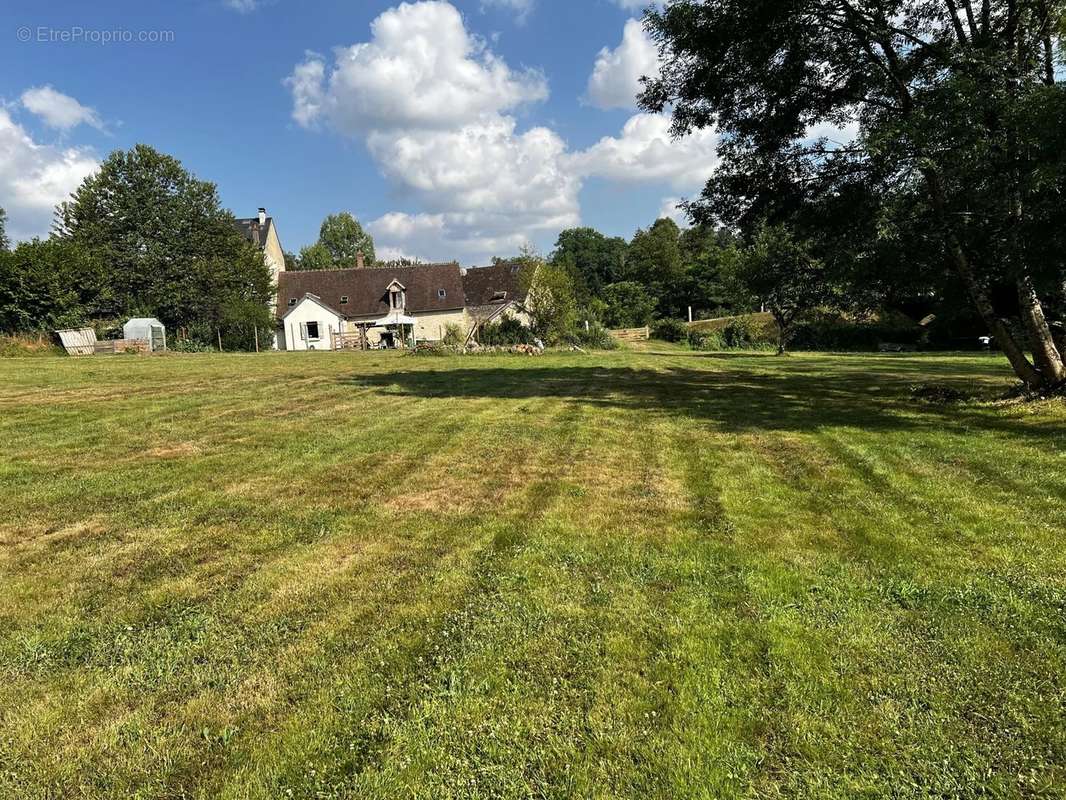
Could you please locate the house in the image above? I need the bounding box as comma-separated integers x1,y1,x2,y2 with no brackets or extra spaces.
275,260,533,351
235,208,286,286
276,262,468,350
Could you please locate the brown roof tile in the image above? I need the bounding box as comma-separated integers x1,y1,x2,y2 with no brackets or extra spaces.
461,261,530,308
277,263,465,319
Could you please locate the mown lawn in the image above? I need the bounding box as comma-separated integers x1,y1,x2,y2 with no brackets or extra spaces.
0,347,1063,798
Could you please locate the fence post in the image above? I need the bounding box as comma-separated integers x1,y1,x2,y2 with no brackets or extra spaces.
217,329,223,353
255,327,260,353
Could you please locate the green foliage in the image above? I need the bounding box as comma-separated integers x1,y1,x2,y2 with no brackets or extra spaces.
602,281,657,328
790,312,924,353
621,218,683,314
570,322,618,350
296,242,334,271
652,318,689,343
480,316,533,346
0,238,101,332
727,225,829,353
317,212,375,266
441,323,466,347
520,262,578,344
550,227,628,298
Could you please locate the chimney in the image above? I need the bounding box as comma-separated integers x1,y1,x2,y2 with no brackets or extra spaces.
258,207,267,226
356,251,365,269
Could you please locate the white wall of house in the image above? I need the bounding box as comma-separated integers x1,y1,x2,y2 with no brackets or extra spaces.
280,297,342,351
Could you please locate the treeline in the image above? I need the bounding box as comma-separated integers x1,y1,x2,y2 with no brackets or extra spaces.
0,145,274,350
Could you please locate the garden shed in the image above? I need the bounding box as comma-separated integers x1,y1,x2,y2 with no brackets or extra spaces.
123,318,167,352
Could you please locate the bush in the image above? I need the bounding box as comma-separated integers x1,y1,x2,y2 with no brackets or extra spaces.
0,334,65,358
687,329,724,351
652,318,689,343
441,322,465,346
480,316,534,346
170,338,215,353
571,323,618,350
721,315,768,348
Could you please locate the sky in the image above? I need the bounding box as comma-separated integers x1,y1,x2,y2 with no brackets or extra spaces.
0,0,719,265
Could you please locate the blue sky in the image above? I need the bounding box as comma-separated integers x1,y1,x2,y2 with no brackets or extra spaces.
0,0,718,263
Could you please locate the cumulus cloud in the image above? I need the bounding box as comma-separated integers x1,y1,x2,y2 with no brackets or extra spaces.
586,19,659,110
285,1,568,262
570,113,718,191
285,1,546,133
20,86,105,132
0,108,98,242
285,1,717,262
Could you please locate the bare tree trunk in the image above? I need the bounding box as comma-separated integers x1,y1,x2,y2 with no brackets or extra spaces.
1017,273,1066,383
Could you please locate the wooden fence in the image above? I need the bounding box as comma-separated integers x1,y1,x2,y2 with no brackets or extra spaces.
609,326,651,343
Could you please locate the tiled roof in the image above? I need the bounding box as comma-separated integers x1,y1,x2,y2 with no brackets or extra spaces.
462,261,530,308
276,263,465,319
235,217,273,249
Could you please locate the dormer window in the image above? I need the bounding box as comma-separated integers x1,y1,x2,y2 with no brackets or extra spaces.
288,298,297,306
386,279,406,311
438,289,447,299
491,291,508,302
340,296,349,305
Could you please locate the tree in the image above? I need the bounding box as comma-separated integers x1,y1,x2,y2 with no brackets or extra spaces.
318,212,375,266
622,218,685,316
602,282,658,328
296,242,334,271
643,0,1066,391
0,238,101,333
55,144,273,347
0,207,8,251
727,225,829,354
550,228,628,298
519,262,578,344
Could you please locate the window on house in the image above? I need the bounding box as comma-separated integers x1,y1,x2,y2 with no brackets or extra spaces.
340,296,349,305
306,321,320,340
390,291,405,310
288,298,297,306
492,291,508,302
438,289,447,299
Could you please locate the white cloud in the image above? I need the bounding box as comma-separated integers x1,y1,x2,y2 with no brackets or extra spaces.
286,1,546,134
285,1,567,262
805,118,860,147
480,0,536,23
657,196,689,228
570,113,718,191
611,0,656,10
0,108,98,242
285,1,716,262
586,19,658,110
20,86,104,132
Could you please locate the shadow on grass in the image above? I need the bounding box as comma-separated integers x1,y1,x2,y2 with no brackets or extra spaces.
340,359,1063,442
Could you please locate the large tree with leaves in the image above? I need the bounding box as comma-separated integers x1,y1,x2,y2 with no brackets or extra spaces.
550,227,628,299
55,144,273,342
318,212,375,267
643,0,1066,391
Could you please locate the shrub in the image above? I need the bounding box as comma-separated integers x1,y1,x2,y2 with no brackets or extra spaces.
721,315,768,348
790,311,924,351
571,323,618,350
170,338,215,353
480,317,533,346
441,322,465,346
652,318,689,343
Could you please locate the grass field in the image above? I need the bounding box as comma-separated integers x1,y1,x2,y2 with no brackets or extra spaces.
1,347,1064,798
